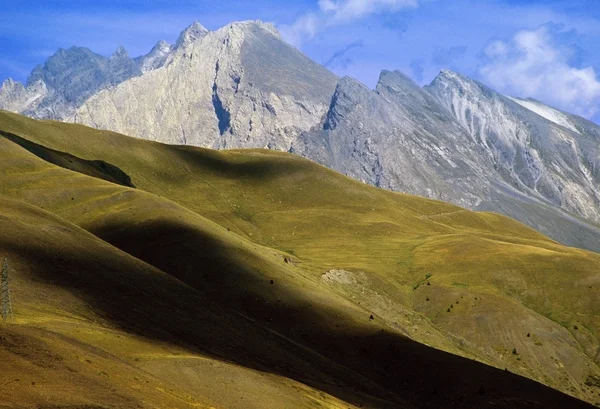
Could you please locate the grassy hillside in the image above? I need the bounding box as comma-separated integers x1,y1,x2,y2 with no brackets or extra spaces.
0,110,599,408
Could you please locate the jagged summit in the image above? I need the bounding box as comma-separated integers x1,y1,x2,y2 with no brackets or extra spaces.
322,76,370,131
376,69,432,104
435,68,470,81
227,19,281,38
72,19,337,149
335,75,370,93
152,39,171,51
175,21,208,47
426,66,600,226
377,69,418,87
110,45,129,59
111,45,129,58
2,77,16,87
137,40,172,73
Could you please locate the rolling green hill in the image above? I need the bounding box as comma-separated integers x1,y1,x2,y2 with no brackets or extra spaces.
0,110,599,408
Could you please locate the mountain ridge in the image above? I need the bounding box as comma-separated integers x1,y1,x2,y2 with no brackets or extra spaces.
1,19,599,255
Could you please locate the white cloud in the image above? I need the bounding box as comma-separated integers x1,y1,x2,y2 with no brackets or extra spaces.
280,0,419,46
480,25,600,118
317,0,418,23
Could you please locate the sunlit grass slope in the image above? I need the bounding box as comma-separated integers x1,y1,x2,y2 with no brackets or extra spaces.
0,110,599,408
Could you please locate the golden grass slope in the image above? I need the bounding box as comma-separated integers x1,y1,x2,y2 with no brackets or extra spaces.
0,110,599,408
0,185,377,409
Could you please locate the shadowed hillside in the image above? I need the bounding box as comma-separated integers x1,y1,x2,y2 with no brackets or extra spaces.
0,110,599,408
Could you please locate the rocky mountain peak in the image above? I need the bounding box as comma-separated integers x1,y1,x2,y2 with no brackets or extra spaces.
111,45,129,59
175,21,209,48
137,40,173,73
232,20,281,38
152,40,171,52
2,78,17,88
375,69,430,104
424,70,500,111
26,46,104,88
324,76,371,131
377,69,418,88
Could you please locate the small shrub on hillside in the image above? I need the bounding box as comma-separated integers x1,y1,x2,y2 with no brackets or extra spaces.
584,375,600,388
512,348,518,355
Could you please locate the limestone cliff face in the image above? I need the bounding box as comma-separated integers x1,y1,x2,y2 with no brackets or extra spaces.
0,46,147,120
0,78,48,114
292,72,492,208
71,21,338,150
426,70,600,224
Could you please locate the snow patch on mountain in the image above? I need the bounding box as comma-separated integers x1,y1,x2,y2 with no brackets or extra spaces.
508,97,581,135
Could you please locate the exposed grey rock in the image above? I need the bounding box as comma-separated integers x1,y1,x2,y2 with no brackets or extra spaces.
425,69,600,224
71,20,338,149
293,72,492,208
175,21,208,48
135,40,172,73
0,78,47,113
0,39,180,120
0,46,144,120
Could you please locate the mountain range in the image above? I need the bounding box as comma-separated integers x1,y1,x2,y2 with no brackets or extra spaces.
1,20,599,254
2,18,600,408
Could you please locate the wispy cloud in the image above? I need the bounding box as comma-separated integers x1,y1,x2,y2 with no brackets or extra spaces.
279,0,420,46
480,24,600,118
317,0,418,23
323,40,364,69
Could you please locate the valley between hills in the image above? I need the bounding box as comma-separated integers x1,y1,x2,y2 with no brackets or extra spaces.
0,110,599,408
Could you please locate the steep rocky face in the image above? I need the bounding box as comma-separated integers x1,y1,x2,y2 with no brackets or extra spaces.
135,40,172,73
71,20,339,149
426,70,600,224
0,78,48,113
292,72,492,208
0,37,181,121
174,21,208,48
0,46,143,119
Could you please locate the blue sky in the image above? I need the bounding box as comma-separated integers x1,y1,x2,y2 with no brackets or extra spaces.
2,0,600,122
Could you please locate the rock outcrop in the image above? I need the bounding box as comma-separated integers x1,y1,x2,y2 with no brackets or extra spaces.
71,21,338,149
